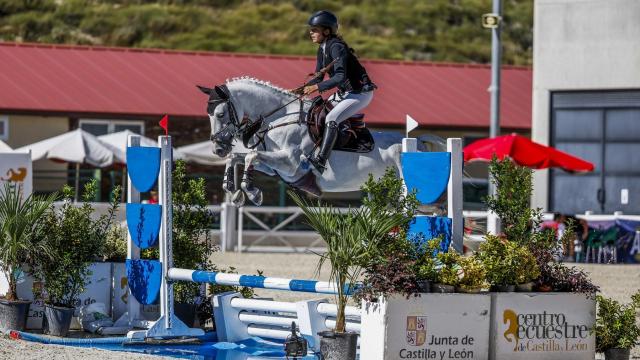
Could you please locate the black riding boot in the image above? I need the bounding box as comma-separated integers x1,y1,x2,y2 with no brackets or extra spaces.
309,121,338,174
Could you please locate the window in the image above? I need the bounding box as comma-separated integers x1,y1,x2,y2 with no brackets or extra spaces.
0,116,8,140
79,119,144,136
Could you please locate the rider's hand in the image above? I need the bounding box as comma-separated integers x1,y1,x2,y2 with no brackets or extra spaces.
289,87,304,95
303,84,319,96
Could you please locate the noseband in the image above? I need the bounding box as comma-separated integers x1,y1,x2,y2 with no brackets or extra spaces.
209,84,242,146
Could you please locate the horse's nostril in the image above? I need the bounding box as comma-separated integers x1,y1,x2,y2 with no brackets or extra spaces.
215,149,225,157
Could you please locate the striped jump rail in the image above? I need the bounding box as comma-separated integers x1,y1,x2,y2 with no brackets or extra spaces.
168,268,356,295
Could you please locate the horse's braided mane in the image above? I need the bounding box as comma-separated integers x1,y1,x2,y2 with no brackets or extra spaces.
226,76,298,98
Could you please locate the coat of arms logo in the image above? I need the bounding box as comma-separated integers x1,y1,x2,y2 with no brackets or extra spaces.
406,315,427,346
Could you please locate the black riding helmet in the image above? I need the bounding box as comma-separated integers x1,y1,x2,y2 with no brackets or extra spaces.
308,10,338,34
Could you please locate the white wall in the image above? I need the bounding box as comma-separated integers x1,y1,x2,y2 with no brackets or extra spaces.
532,0,640,210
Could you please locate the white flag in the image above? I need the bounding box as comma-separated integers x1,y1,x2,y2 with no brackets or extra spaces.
406,114,419,136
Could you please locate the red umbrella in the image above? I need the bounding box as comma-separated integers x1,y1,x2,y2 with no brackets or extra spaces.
463,133,594,172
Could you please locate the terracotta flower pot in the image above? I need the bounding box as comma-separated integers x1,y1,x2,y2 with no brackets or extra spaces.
537,284,553,292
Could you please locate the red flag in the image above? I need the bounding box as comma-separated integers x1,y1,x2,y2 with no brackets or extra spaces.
159,115,168,135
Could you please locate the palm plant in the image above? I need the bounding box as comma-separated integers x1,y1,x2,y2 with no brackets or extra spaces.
290,191,405,333
0,183,56,300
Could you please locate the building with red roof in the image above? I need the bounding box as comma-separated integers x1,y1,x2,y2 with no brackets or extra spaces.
0,42,531,197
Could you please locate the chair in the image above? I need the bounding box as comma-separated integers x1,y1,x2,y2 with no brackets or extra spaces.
599,226,619,264
584,229,602,263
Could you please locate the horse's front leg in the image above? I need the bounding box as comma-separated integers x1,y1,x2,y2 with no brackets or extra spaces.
222,159,235,194
222,154,245,205
238,149,301,206
240,151,262,206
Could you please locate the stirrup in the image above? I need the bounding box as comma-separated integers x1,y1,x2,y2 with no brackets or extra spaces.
308,156,327,174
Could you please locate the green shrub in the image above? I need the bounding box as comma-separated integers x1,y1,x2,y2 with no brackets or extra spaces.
414,238,442,282
352,168,420,303
485,157,598,294
456,255,486,291
485,157,536,246
171,160,216,304
595,292,640,352
32,181,120,307
477,234,518,286
514,245,539,284
102,224,127,262
435,249,461,286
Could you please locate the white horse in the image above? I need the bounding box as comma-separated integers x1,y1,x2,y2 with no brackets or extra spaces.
198,77,438,205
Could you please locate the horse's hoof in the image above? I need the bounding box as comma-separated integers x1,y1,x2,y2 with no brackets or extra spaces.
247,189,263,206
232,190,245,206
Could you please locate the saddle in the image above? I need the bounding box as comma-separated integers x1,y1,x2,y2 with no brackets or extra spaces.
306,96,374,153
282,96,376,198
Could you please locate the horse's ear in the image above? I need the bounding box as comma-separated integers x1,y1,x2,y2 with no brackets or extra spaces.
214,85,229,100
197,85,212,95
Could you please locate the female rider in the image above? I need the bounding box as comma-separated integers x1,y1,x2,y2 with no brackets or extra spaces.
300,10,377,174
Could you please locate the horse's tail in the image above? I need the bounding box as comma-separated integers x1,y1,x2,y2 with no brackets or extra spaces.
417,134,446,152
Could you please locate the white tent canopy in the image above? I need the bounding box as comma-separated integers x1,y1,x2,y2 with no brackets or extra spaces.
15,129,126,201
98,130,185,161
177,140,250,166
16,128,125,166
0,140,12,152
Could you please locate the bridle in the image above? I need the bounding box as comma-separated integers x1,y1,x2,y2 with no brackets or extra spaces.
208,84,243,144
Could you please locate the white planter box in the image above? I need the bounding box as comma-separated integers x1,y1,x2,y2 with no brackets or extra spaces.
17,262,113,329
490,293,595,360
361,293,492,360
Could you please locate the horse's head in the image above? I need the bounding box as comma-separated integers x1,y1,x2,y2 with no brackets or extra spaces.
198,84,241,158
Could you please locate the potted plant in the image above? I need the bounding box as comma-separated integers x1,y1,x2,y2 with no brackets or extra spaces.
514,245,539,292
484,156,537,246
484,157,599,294
595,291,640,360
477,235,518,292
0,183,56,331
455,255,486,293
413,238,443,293
291,189,405,360
353,169,421,304
31,181,120,336
529,221,599,293
431,249,460,293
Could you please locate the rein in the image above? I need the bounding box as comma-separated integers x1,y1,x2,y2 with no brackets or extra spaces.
242,97,306,150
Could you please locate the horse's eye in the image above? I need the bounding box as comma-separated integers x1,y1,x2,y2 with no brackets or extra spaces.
216,113,224,118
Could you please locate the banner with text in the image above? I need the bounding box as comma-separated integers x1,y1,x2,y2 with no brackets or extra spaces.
361,294,491,360
491,293,595,360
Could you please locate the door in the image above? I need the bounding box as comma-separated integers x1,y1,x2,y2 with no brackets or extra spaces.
550,91,640,214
